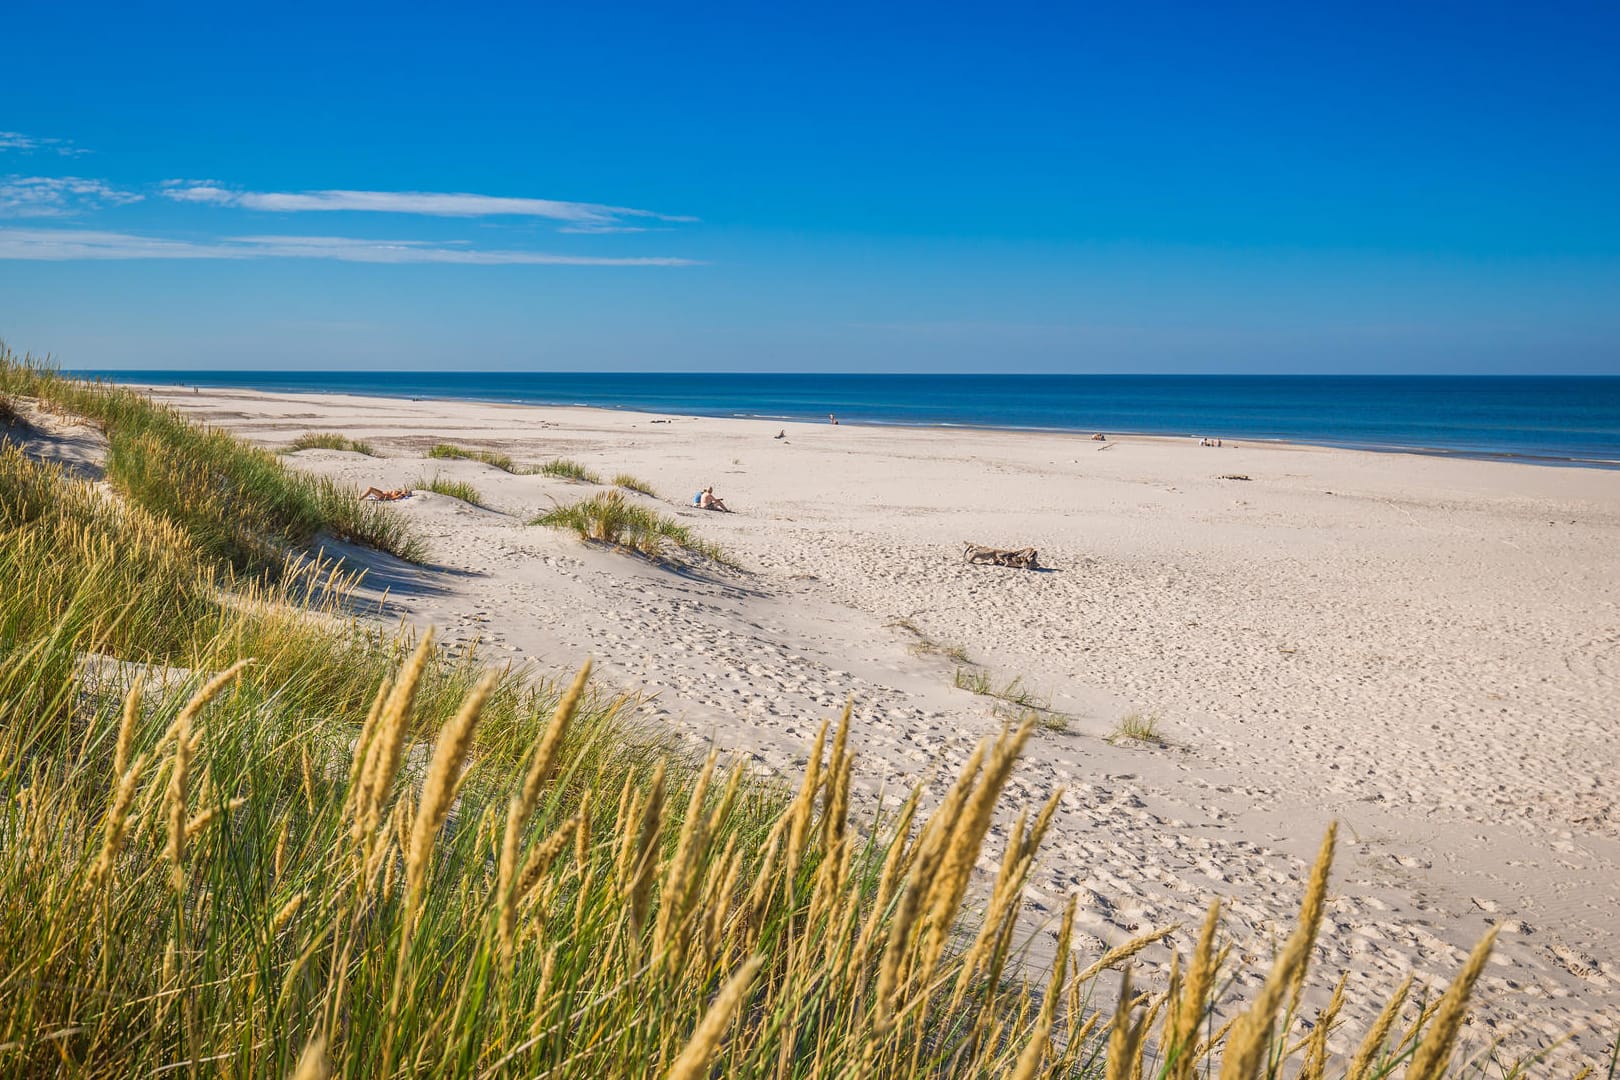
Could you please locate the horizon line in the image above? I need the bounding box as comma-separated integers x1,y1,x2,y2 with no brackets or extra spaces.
62,368,1620,379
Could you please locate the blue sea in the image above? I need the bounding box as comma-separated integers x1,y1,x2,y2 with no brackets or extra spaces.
79,371,1620,467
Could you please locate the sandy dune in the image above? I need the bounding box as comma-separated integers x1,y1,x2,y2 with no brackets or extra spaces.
146,383,1620,1066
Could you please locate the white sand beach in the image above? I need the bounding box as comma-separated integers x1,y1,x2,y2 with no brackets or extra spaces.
147,384,1620,1065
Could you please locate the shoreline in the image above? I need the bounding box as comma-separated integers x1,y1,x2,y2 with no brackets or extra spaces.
83,371,1620,471
135,380,1620,1066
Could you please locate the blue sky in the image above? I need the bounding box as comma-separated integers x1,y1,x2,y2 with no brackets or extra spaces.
2,1,1618,373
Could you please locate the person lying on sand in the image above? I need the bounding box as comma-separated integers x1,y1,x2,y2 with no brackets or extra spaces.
361,486,412,501
694,486,731,512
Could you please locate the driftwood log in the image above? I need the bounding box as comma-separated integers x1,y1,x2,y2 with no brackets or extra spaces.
961,541,1039,570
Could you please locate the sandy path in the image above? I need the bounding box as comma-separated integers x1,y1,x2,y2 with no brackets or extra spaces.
148,384,1620,1066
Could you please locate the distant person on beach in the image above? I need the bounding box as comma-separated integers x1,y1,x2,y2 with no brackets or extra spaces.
696,486,731,512
1091,432,1106,441
828,413,838,425
362,486,412,501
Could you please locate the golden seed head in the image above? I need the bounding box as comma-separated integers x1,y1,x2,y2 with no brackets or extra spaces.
1404,925,1500,1080
359,633,435,842
1344,973,1414,1080
1218,823,1337,1080
89,752,148,888
290,1034,330,1080
1075,924,1179,986
404,670,494,918
272,892,306,934
114,673,143,778
663,955,764,1080
520,660,590,812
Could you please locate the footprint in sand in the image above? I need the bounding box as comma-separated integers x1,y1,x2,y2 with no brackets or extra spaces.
1549,941,1609,983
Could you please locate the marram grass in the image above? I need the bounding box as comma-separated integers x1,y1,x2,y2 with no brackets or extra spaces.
534,457,603,483
427,442,518,473
1,636,1529,1077
613,472,660,497
287,432,379,456
534,489,734,567
0,351,422,569
418,474,486,506
0,360,1598,1077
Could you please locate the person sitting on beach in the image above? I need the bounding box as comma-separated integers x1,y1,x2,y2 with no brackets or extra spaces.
361,486,412,501
698,486,731,512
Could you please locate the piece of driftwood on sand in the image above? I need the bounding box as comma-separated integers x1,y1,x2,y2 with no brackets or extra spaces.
961,541,1039,569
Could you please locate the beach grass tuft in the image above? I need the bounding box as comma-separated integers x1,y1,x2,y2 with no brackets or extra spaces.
953,665,994,695
613,472,659,497
418,475,485,506
427,442,517,472
533,489,732,567
888,618,973,665
954,666,1047,710
287,432,379,456
999,704,1067,733
1109,711,1167,746
534,457,603,484
0,352,423,569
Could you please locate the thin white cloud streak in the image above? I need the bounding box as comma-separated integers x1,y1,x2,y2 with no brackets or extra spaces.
0,227,698,265
161,183,697,228
557,224,653,234
0,176,142,217
0,131,90,156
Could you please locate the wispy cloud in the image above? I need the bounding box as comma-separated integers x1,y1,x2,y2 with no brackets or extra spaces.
0,228,699,265
557,224,654,235
161,182,696,229
0,131,90,157
0,176,142,218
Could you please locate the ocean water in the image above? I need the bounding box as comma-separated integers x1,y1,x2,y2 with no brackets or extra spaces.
81,371,1620,467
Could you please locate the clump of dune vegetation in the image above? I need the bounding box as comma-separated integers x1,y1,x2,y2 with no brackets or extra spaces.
427,442,517,472
953,666,1073,733
954,666,1046,709
287,431,379,456
534,489,731,567
613,471,659,497
0,354,1578,1076
0,354,422,570
887,616,974,665
418,474,485,506
1110,711,1167,748
534,457,603,484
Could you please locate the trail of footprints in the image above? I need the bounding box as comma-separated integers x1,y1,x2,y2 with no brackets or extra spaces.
378,505,1611,1066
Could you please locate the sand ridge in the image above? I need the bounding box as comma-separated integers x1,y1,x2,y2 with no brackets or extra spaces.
146,383,1620,1066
